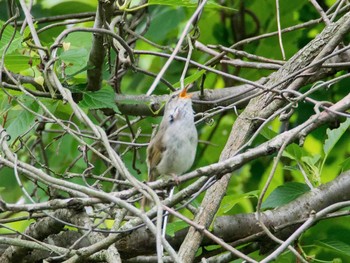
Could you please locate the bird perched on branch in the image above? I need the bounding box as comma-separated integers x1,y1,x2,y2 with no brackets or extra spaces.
145,85,198,203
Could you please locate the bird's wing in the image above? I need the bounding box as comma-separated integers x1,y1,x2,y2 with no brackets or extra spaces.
147,128,166,181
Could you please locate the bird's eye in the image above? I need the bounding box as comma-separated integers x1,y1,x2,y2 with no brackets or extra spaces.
169,114,174,123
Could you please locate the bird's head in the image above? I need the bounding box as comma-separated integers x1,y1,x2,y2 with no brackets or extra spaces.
165,85,194,123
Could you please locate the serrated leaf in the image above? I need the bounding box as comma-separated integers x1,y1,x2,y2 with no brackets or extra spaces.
0,21,23,56
261,182,310,209
218,190,259,214
79,88,119,113
6,98,39,143
317,240,350,256
324,118,350,157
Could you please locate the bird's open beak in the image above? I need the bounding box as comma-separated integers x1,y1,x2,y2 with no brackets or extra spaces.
179,85,193,99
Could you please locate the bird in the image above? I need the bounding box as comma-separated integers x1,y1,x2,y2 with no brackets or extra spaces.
143,85,197,245
146,85,198,200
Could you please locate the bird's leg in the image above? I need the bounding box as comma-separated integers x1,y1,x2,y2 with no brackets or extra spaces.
170,173,180,185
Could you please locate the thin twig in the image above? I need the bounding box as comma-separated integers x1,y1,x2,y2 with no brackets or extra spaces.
275,0,286,60
146,0,209,95
309,0,331,25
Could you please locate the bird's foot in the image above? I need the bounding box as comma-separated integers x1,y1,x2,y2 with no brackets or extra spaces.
171,173,180,185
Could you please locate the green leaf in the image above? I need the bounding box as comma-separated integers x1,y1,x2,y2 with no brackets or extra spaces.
144,7,186,42
60,48,89,76
282,165,300,172
301,154,321,167
166,220,188,237
283,143,306,161
79,87,120,113
283,145,321,187
340,157,350,172
64,32,93,50
260,126,278,141
6,98,39,143
0,93,12,117
317,240,350,256
147,0,235,11
173,69,206,88
40,0,97,10
0,21,23,56
259,162,284,198
324,118,350,157
261,182,310,209
301,155,321,186
60,48,88,65
4,54,40,73
217,190,259,214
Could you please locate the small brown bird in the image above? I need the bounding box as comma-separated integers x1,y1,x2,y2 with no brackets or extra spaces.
146,86,198,185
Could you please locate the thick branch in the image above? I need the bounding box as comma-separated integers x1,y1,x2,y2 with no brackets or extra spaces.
86,1,115,92
214,170,350,250
115,80,264,116
80,171,350,259
0,209,76,263
178,11,350,262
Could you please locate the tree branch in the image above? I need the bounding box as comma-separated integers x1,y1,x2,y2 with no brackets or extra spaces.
178,11,350,262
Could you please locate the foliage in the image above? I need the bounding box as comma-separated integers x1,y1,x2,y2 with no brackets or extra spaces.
0,0,350,262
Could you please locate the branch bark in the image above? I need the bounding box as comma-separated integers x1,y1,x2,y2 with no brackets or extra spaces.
118,170,350,259
8,169,347,261
213,170,350,250
178,11,350,262
0,209,76,263
86,0,115,92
